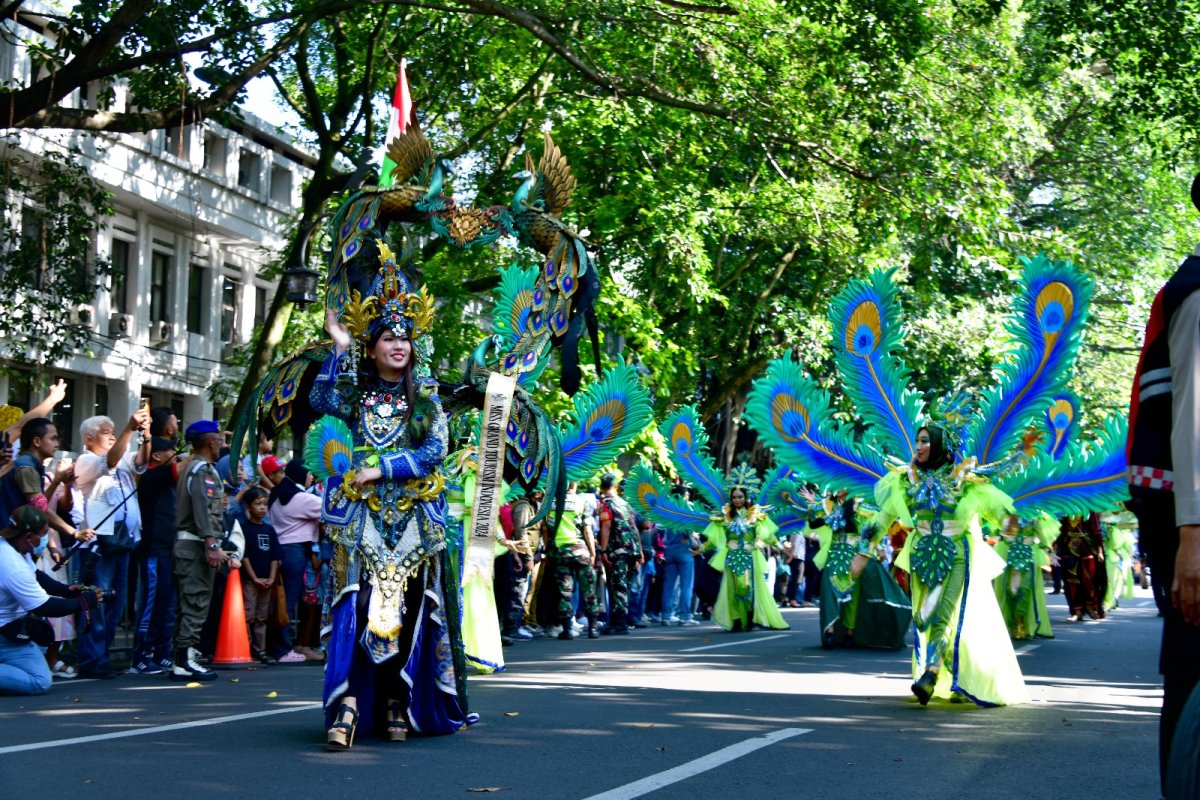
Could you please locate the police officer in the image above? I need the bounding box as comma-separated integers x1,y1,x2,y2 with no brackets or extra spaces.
598,474,641,635
170,420,226,681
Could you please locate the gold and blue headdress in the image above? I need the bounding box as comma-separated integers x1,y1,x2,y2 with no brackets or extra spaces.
341,243,437,377
724,461,762,502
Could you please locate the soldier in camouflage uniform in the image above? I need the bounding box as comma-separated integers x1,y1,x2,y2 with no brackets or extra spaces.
550,482,600,639
598,474,642,635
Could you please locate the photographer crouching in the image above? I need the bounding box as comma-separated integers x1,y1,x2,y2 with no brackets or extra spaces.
0,506,106,695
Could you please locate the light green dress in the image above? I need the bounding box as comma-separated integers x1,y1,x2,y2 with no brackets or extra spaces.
878,467,1029,707
701,506,788,632
993,513,1057,640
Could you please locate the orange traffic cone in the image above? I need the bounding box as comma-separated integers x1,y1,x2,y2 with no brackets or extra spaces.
212,567,255,668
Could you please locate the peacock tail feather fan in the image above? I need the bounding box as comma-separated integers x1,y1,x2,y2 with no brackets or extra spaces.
659,405,727,510
744,356,886,498
559,357,654,483
1044,392,1080,461
490,264,539,350
998,413,1129,519
828,267,926,461
627,463,715,533
488,263,554,388
965,254,1093,465
304,415,355,482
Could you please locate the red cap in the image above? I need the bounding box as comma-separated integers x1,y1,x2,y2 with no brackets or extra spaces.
261,455,285,475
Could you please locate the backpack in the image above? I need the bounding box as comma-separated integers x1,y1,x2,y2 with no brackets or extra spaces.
498,501,514,540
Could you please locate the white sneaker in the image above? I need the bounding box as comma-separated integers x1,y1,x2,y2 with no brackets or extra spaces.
517,626,537,639
662,617,680,626
545,625,563,637
571,619,585,632
679,618,700,626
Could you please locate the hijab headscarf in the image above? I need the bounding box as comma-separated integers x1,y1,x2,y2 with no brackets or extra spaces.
269,459,311,507
916,426,954,472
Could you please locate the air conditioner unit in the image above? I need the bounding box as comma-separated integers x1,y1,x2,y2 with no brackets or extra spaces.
148,320,171,345
108,312,133,339
70,305,95,326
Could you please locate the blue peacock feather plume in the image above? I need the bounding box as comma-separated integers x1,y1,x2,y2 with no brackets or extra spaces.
489,263,552,387
659,405,728,510
627,463,716,533
964,254,1093,466
304,415,355,482
558,357,654,482
997,414,1129,518
744,356,887,498
1043,392,1081,461
828,267,927,461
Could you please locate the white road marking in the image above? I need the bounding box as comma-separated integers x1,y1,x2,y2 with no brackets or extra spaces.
681,633,791,653
581,727,812,800
1015,644,1041,655
0,702,321,755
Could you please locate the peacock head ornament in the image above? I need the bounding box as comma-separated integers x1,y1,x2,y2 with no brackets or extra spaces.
340,242,437,382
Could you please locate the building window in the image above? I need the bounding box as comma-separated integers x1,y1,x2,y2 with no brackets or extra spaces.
20,207,45,283
269,164,291,204
150,250,172,323
93,381,108,419
253,285,268,329
221,276,241,343
164,124,191,160
203,133,226,177
237,149,261,192
4,369,33,412
109,238,131,314
49,376,76,451
187,264,206,334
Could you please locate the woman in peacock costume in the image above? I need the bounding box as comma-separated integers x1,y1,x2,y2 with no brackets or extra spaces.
447,358,652,659
627,408,788,632
801,488,912,649
991,394,1129,638
747,257,1096,706
231,126,616,748
1102,515,1137,611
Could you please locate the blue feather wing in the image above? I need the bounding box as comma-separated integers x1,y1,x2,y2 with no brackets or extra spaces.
999,414,1129,518
965,254,1093,465
628,464,714,533
559,357,654,481
490,263,553,388
828,267,926,461
659,406,728,509
745,356,887,498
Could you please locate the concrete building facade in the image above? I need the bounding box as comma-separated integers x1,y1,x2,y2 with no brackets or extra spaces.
1,5,313,451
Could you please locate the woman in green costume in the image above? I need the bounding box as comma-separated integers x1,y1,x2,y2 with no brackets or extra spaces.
805,489,911,649
993,513,1057,640
877,426,1028,707
701,471,788,633
1102,518,1136,611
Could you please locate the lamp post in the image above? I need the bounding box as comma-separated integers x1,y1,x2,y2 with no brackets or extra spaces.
282,220,322,309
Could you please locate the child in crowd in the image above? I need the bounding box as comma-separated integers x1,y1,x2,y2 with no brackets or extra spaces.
238,487,281,665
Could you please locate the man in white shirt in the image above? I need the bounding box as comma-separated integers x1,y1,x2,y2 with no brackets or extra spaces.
0,506,103,695
74,410,149,679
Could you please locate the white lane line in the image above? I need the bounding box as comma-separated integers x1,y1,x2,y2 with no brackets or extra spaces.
681,633,790,653
1014,644,1041,655
582,727,811,800
0,702,321,755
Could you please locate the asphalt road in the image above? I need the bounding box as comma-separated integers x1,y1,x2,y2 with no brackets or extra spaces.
0,589,1164,799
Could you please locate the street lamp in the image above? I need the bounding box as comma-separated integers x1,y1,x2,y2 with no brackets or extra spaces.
283,261,321,308
283,220,322,309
